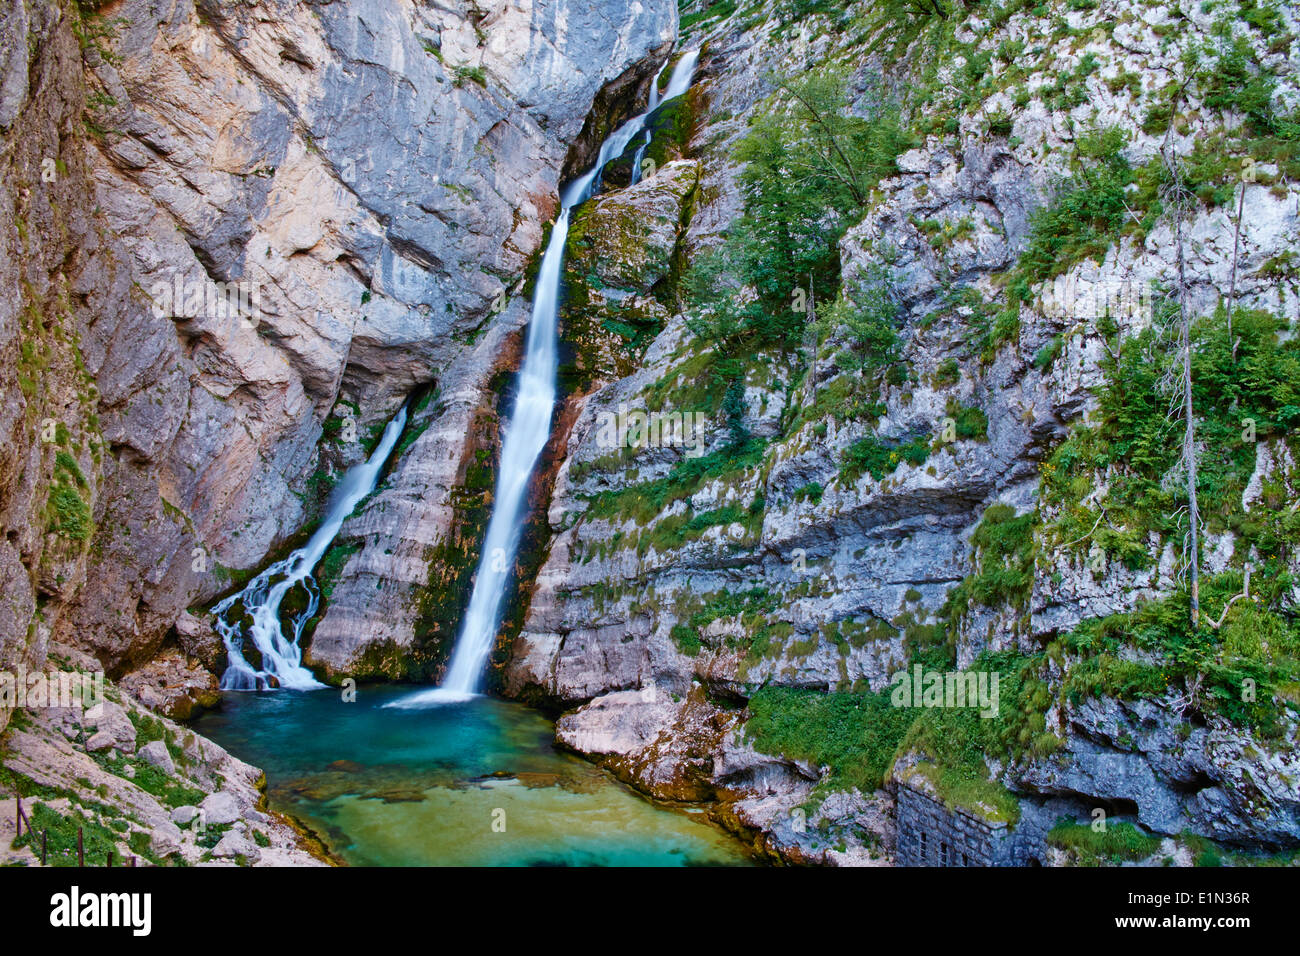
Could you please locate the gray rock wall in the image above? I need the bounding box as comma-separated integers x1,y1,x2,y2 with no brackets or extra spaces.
0,0,677,691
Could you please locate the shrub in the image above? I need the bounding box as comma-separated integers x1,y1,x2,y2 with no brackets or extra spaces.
840,432,931,483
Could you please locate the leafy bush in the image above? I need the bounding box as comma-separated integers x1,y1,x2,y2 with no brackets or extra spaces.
1061,572,1300,734
687,70,913,353
943,504,1037,629
1043,308,1300,567
1016,127,1132,287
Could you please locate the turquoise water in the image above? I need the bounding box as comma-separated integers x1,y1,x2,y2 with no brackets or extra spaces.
193,687,754,866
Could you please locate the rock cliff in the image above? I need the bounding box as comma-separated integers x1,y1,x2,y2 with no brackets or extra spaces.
504,0,1300,863
1,0,675,698
3,0,1299,868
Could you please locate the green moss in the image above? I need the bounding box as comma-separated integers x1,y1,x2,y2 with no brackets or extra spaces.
47,485,92,541
945,399,988,440
315,540,361,603
671,623,702,656
933,357,961,386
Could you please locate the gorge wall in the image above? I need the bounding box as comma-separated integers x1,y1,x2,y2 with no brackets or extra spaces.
499,0,1300,864
3,0,1300,868
1,0,675,710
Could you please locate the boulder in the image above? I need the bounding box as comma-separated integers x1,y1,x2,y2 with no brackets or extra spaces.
82,701,136,754
137,740,175,775
150,821,183,857
119,651,220,721
199,791,242,827
210,831,261,864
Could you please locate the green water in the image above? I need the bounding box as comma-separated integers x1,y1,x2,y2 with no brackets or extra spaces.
193,687,754,866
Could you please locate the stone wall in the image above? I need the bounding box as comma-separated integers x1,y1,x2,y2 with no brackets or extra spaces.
895,782,1012,867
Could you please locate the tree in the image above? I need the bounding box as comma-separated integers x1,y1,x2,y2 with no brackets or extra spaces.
1158,80,1202,628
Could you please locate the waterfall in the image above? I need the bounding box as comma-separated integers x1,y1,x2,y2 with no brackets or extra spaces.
630,60,668,185
389,50,699,709
213,405,409,690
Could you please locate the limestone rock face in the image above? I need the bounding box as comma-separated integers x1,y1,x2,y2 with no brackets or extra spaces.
306,95,696,685
502,0,1300,863
0,0,676,695
1014,697,1300,848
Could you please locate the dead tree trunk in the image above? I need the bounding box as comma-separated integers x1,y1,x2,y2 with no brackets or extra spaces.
1161,84,1201,628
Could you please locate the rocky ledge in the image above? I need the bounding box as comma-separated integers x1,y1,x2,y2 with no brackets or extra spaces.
0,645,324,867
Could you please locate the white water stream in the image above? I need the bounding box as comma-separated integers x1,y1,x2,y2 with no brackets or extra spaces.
214,406,408,690
390,50,699,708
213,51,698,697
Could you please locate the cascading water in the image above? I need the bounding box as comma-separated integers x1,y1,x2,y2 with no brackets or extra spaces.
629,61,668,185
213,405,408,690
390,49,700,709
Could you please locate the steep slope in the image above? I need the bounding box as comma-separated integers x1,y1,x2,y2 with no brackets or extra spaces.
504,0,1300,864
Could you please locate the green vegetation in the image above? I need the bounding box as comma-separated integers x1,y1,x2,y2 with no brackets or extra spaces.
825,265,905,375
452,65,487,88
14,802,125,867
684,67,913,422
944,504,1037,626
1061,572,1300,735
745,650,1056,817
1043,308,1300,570
840,431,930,483
745,685,914,800
946,399,988,440
1047,820,1161,865
893,651,1059,823
583,437,767,523
680,0,737,32
316,540,362,603
672,587,781,657
638,497,766,555
671,623,703,656
47,485,92,541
